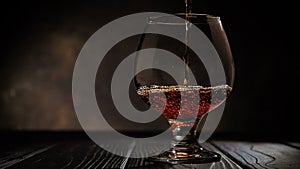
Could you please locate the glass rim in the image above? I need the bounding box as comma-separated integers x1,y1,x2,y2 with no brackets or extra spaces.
148,13,220,25
175,13,220,19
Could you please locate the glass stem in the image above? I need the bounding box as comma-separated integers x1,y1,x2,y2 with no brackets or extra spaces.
170,118,203,157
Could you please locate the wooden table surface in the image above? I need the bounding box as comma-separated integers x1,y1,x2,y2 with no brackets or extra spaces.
0,132,299,169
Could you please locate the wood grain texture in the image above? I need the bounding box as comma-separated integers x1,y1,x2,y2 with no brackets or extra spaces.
284,142,300,150
128,142,242,169
212,141,300,169
0,138,241,169
0,144,55,169
1,132,299,169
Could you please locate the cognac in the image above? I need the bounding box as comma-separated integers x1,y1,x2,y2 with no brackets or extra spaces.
137,85,232,125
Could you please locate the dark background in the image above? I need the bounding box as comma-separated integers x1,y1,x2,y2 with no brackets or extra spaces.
0,0,299,139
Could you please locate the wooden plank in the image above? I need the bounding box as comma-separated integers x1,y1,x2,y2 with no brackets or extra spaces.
126,142,242,169
212,141,300,169
0,137,56,169
0,144,55,169
5,140,115,169
284,142,300,150
2,138,241,169
5,139,146,169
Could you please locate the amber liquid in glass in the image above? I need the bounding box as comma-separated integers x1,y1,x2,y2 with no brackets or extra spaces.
137,85,232,128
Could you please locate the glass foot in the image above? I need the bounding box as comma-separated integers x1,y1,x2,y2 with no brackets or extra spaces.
148,146,221,164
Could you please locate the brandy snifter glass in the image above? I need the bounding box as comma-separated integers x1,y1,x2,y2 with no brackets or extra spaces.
135,13,234,164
